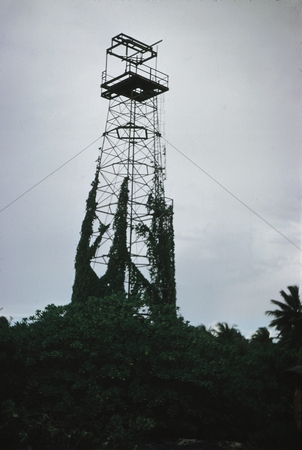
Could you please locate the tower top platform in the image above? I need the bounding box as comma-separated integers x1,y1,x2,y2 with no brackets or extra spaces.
101,34,169,102
107,33,159,65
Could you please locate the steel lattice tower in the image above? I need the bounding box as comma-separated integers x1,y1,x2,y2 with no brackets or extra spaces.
90,33,171,293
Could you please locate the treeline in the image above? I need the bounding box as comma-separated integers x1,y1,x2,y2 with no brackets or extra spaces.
0,288,301,450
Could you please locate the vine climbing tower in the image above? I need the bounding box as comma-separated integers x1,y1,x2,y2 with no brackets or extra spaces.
72,34,175,306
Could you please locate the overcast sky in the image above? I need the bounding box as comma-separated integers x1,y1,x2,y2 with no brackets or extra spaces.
1,0,301,337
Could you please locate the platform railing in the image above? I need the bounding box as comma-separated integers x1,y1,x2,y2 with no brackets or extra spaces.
101,63,169,89
125,61,169,88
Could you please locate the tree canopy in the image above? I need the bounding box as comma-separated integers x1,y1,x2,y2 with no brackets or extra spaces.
265,285,302,350
0,292,300,450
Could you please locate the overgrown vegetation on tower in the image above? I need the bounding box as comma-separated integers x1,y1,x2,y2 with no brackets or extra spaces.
71,163,109,303
137,170,176,307
98,177,129,296
72,168,176,309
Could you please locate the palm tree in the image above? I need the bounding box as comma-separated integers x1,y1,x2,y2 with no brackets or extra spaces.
213,322,248,354
196,324,215,337
265,285,302,349
213,322,243,341
250,327,273,344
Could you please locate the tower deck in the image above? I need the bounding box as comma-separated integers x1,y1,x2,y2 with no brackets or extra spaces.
101,65,169,102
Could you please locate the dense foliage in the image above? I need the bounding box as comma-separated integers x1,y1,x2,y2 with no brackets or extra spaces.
98,177,130,297
0,293,300,450
266,285,302,351
71,163,109,303
136,175,176,308
72,167,176,310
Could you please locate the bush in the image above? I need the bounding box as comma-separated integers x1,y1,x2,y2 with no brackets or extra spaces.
0,295,298,449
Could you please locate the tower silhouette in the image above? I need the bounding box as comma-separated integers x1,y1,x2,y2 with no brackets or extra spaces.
72,34,175,304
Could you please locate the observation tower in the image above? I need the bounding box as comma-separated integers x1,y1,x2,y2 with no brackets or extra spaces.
73,34,174,303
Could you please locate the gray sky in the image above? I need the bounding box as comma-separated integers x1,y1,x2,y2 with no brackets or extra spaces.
1,0,301,337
